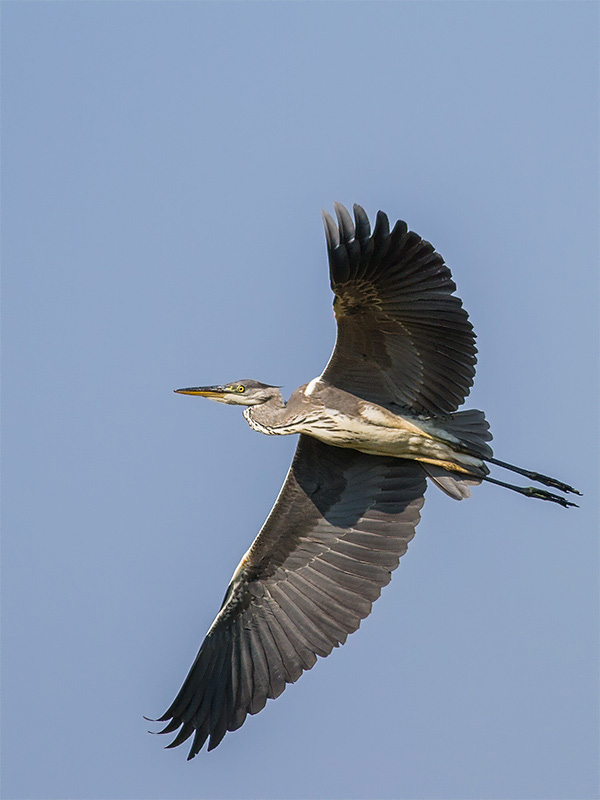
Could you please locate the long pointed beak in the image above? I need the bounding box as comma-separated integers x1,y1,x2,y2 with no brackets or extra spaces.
174,386,227,398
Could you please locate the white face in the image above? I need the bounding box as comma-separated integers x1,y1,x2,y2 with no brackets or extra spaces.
215,384,256,405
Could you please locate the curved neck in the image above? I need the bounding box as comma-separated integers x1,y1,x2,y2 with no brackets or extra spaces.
244,390,290,433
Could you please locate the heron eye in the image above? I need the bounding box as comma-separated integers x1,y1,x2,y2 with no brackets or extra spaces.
237,385,245,393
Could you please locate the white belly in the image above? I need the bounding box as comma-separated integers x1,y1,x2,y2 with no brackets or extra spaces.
298,408,443,457
300,405,480,467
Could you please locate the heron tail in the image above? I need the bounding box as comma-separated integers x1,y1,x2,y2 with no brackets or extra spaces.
418,409,492,500
437,409,493,459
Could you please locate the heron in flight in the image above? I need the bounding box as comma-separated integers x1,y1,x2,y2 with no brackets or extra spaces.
154,203,579,758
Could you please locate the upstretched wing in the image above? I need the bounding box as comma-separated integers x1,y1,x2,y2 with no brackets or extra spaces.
157,436,427,757
321,203,477,415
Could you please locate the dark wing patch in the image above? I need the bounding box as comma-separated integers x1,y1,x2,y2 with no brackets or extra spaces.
156,436,426,757
321,203,477,415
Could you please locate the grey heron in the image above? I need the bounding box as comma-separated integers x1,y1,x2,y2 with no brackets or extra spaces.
154,203,579,758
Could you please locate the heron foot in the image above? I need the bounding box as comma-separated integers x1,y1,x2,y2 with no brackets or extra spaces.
481,474,579,507
523,486,578,508
487,458,581,496
522,471,581,495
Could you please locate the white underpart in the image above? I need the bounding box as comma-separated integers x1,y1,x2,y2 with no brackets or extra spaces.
304,405,483,468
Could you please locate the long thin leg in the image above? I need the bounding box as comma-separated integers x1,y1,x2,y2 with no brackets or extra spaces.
486,457,581,496
480,475,578,508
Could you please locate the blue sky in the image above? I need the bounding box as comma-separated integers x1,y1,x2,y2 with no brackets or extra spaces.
2,2,598,799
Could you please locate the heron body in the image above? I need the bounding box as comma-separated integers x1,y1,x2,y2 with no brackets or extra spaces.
155,203,579,758
243,380,486,473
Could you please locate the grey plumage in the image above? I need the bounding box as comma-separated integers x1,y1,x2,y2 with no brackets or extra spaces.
156,204,579,759
159,437,426,756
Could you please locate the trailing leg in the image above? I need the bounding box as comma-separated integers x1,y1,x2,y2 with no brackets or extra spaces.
485,457,581,496
481,475,578,508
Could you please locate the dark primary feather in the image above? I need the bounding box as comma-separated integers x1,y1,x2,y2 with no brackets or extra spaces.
321,203,477,415
158,436,427,757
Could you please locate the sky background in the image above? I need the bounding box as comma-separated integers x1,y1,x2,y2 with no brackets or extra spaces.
2,2,598,799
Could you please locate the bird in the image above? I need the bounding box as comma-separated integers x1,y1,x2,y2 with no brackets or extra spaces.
153,203,579,759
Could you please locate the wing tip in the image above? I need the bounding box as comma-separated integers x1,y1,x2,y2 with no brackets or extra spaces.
353,204,371,240
333,202,355,243
373,209,390,239
322,209,340,250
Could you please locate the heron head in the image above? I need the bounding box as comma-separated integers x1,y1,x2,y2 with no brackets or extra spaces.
174,379,281,406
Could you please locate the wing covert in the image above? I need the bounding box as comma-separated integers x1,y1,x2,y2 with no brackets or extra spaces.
157,436,427,757
321,203,477,414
